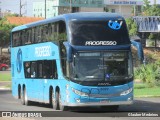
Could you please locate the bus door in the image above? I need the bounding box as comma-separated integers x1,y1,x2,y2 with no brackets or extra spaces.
29,61,39,100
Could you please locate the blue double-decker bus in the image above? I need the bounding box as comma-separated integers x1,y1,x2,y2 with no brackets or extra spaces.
11,12,133,111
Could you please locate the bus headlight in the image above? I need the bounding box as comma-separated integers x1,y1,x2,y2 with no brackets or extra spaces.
72,88,89,97
120,88,133,96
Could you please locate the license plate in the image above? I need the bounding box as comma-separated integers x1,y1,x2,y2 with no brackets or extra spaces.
100,100,110,103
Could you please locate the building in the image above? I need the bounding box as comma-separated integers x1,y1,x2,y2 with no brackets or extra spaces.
33,0,58,18
33,0,104,18
33,0,145,19
104,0,143,18
1,0,159,18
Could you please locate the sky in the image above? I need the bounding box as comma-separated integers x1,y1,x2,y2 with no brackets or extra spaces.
0,0,42,17
0,0,160,17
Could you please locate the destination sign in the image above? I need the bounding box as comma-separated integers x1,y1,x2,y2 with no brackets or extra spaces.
35,46,51,57
85,41,117,46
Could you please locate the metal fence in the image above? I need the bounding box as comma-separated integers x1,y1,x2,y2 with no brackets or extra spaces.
133,16,160,32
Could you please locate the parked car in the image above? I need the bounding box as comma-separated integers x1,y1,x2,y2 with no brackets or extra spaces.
0,63,9,71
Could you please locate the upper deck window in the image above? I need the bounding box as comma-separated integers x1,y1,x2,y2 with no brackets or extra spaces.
69,20,130,46
12,20,67,47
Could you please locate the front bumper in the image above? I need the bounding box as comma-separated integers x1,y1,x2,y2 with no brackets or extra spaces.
64,100,133,107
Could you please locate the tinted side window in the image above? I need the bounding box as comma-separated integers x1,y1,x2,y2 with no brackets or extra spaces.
21,30,26,45
37,61,43,78
12,32,21,47
24,60,58,79
30,62,37,78
43,60,57,79
25,29,32,45
24,62,31,78
12,20,68,47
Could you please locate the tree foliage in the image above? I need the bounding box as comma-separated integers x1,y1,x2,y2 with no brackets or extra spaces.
125,18,138,36
0,16,17,47
142,0,160,16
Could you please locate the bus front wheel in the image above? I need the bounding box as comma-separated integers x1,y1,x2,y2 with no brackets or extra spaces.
52,91,60,110
52,91,68,111
58,92,68,111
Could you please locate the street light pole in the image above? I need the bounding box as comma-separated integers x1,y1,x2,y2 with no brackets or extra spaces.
0,2,1,18
45,0,46,18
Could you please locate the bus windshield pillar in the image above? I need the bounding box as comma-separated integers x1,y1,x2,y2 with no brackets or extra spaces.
63,42,72,62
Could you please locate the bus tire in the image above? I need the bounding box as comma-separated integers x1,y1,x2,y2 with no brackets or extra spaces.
21,89,25,105
22,88,30,106
18,85,21,99
52,91,60,110
58,92,68,111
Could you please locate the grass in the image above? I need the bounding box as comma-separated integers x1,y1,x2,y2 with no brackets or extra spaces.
0,72,11,81
134,83,160,97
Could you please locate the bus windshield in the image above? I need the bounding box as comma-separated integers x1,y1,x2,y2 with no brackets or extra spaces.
72,52,133,81
69,20,130,46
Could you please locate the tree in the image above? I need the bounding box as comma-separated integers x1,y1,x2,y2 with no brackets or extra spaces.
125,18,138,37
143,0,150,12
104,7,109,12
142,0,160,16
0,16,17,47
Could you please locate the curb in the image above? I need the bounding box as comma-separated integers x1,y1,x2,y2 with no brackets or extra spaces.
135,95,160,98
0,81,11,91
0,87,11,90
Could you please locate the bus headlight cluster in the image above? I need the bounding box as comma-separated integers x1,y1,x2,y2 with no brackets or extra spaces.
120,88,133,96
72,88,89,97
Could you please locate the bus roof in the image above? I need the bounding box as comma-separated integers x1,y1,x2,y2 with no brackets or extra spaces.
12,12,124,32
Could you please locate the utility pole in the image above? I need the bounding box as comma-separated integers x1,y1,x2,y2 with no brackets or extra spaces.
134,5,136,16
20,0,26,17
70,0,72,13
45,0,46,18
154,0,157,5
0,2,1,18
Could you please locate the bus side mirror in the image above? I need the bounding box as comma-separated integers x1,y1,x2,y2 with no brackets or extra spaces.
131,40,144,63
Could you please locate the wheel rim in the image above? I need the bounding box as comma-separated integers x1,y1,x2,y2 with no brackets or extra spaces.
59,93,62,108
52,92,56,108
24,89,28,104
21,90,25,104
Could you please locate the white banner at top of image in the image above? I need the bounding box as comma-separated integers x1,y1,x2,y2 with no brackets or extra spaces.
104,0,143,5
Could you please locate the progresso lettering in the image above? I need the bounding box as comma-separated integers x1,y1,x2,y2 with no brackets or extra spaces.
85,41,117,46
35,46,51,57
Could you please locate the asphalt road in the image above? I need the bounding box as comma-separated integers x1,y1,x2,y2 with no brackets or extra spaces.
0,90,160,120
0,70,160,119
